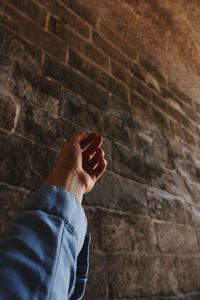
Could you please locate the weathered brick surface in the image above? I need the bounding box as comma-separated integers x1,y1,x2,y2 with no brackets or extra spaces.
0,92,18,131
0,182,31,231
43,54,110,111
0,25,41,70
154,222,198,254
0,2,66,61
0,2,200,299
69,48,129,102
0,133,57,190
34,0,90,38
4,0,47,26
48,16,109,69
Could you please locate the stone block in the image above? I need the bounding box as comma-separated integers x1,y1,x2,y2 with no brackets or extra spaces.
111,59,131,86
62,0,97,26
35,0,90,38
108,254,178,298
140,59,167,86
0,182,31,232
49,16,108,69
0,93,17,131
5,0,46,26
154,222,198,254
147,187,188,224
0,2,66,61
93,31,129,68
16,102,80,149
99,210,155,253
0,25,41,71
12,63,61,114
84,253,108,300
130,75,153,101
43,55,110,111
130,63,161,94
0,133,57,190
175,257,200,293
69,48,129,102
0,53,13,87
84,171,147,216
99,22,137,60
112,142,163,185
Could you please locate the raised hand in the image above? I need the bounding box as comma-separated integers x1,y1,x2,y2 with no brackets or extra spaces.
44,131,107,203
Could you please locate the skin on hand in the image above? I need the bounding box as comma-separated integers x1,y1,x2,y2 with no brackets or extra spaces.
44,131,107,203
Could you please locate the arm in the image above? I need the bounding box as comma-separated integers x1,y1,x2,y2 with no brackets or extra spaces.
0,132,107,300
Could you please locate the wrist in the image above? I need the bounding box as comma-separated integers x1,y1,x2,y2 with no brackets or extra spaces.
44,167,85,203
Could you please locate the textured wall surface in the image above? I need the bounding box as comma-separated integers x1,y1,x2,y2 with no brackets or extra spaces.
0,0,200,299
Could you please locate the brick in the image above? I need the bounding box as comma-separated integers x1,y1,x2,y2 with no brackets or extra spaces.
0,93,17,131
84,254,108,300
168,105,185,124
84,207,100,251
0,53,13,86
168,81,193,106
48,16,109,69
170,120,183,139
92,30,129,68
155,222,198,254
151,92,168,113
35,0,90,38
0,182,31,232
108,254,178,298
12,63,61,114
4,0,46,26
181,127,197,147
194,101,200,114
130,75,153,101
181,114,197,133
0,2,66,61
130,62,161,94
16,102,80,149
43,55,110,111
186,203,200,228
62,0,97,26
69,48,129,102
111,59,131,85
0,133,57,190
99,22,137,60
59,87,110,135
175,257,200,293
150,107,170,130
140,59,167,86
108,116,131,145
147,187,188,224
99,210,155,253
113,142,164,185
130,90,152,129
0,25,41,70
84,171,147,216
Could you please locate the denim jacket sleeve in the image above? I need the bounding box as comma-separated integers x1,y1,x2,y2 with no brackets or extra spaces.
0,185,91,300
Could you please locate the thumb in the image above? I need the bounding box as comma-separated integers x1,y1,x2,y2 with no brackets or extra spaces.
70,131,86,145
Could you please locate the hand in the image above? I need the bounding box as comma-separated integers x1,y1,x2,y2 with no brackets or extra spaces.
44,131,107,203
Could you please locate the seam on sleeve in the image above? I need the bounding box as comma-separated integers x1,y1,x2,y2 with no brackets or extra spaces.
22,209,79,241
48,222,65,300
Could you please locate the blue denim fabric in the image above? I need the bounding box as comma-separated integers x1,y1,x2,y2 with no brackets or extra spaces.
0,185,90,300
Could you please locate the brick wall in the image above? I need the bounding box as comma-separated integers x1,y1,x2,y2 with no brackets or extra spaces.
0,1,200,299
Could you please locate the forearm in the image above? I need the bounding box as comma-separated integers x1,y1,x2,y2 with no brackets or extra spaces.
0,185,87,300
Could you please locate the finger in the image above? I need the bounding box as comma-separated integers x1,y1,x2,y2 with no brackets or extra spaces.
92,158,107,180
82,134,103,160
80,132,98,150
70,131,86,144
89,148,104,169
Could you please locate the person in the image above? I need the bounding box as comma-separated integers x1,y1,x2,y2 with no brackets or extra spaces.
0,131,107,300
